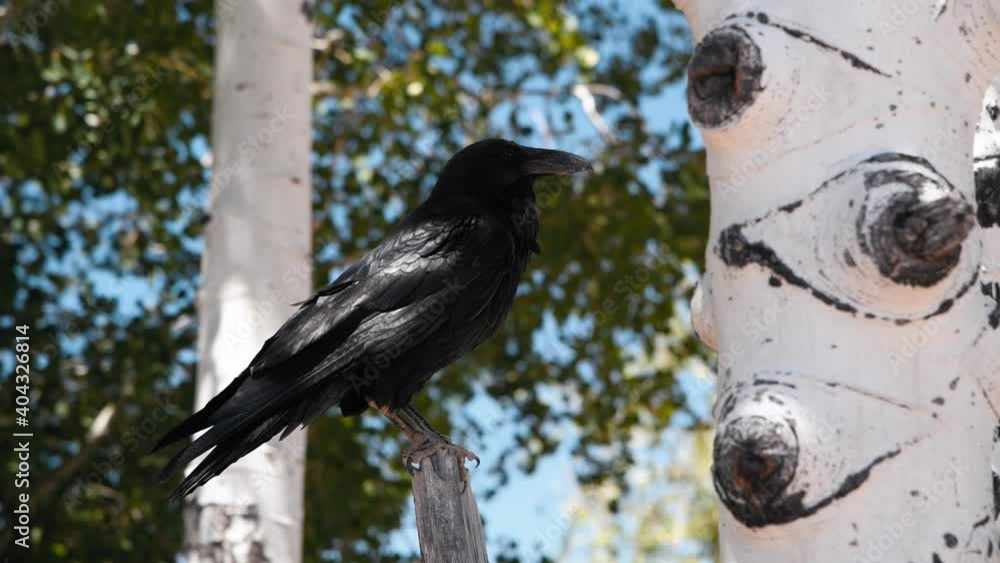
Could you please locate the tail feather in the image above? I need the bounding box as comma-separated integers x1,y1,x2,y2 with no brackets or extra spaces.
148,370,252,455
155,377,353,501
166,413,290,502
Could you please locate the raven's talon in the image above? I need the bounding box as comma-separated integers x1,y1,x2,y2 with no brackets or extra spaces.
403,440,479,482
403,454,421,475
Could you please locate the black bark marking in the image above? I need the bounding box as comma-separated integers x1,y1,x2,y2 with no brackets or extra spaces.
927,282,969,314
988,104,1000,121
300,1,315,21
934,1,948,19
980,383,1000,421
716,441,901,527
931,397,945,405
718,225,858,314
687,26,764,128
779,200,803,213
719,392,738,421
752,378,797,389
768,276,782,287
734,13,890,77
982,283,1000,329
717,152,977,321
717,222,977,322
932,554,943,563
992,471,999,519
974,160,1000,228
944,533,958,548
250,542,273,563
826,380,915,410
860,170,974,287
867,152,933,167
992,427,1000,520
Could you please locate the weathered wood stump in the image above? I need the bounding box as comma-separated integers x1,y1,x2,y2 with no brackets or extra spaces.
411,450,489,563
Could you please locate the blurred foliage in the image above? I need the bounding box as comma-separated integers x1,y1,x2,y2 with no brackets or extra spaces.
0,0,711,561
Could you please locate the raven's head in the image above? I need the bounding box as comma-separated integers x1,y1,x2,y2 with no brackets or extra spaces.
430,139,592,204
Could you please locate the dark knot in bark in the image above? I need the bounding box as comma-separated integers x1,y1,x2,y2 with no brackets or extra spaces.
863,168,974,287
686,26,764,128
975,162,1000,228
713,415,799,526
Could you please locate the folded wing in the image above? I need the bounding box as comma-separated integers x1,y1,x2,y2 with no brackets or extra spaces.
153,213,514,500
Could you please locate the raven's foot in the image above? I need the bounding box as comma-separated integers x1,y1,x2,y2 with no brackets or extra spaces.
368,400,480,479
403,438,480,480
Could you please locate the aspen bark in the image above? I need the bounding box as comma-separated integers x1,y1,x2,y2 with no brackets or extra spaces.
679,1,1000,561
183,1,314,561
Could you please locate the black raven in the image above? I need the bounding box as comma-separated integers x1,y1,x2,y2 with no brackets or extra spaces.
152,139,591,500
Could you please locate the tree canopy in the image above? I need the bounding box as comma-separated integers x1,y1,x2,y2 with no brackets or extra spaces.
1,1,714,561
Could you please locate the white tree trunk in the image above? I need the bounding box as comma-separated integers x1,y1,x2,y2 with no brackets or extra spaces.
680,1,1000,561
183,1,314,562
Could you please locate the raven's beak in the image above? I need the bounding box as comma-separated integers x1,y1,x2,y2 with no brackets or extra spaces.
520,147,593,176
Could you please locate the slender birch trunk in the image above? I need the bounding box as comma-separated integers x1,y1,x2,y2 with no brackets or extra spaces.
183,1,314,561
679,1,1000,561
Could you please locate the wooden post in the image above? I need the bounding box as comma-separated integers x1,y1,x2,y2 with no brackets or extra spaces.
411,450,489,563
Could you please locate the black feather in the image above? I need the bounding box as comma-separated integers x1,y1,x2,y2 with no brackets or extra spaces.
151,139,590,499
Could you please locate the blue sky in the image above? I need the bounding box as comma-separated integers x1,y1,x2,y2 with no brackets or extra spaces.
373,2,707,560
15,1,711,560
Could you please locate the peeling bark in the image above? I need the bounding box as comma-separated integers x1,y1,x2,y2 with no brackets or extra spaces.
184,504,275,563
